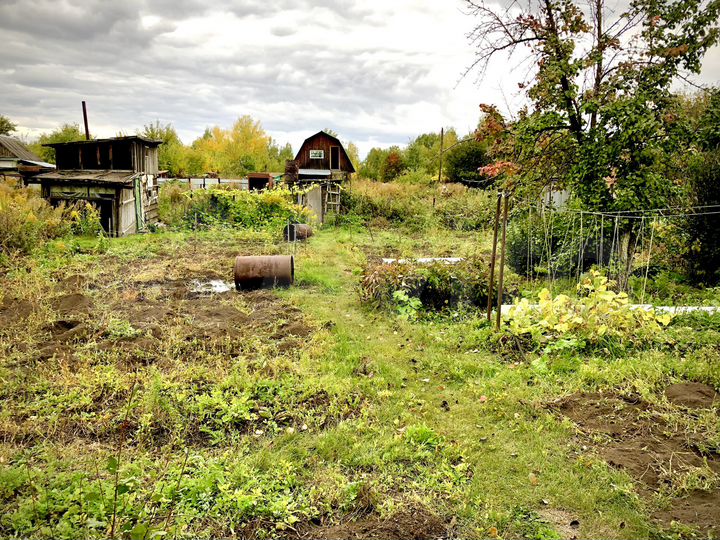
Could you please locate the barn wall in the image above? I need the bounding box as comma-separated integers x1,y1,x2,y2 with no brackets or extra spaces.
295,133,354,173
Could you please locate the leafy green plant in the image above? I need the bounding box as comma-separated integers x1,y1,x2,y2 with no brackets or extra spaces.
505,271,673,351
392,290,422,320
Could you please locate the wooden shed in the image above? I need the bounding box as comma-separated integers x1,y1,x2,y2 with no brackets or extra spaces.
32,136,162,236
0,135,54,182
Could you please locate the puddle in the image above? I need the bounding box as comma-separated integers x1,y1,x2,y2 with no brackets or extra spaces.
190,279,233,294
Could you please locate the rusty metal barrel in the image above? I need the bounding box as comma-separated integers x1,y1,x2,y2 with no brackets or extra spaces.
284,223,313,242
234,255,294,291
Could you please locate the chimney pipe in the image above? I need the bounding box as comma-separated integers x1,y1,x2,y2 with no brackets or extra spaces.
82,101,90,140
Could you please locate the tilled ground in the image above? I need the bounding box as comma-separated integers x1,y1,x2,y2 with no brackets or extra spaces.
554,383,720,537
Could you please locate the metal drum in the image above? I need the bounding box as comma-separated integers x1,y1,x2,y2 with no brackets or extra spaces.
234,255,294,291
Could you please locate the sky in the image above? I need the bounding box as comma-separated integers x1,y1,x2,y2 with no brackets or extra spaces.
1,0,718,158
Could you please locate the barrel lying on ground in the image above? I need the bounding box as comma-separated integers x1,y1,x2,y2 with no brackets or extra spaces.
234,255,294,291
284,223,313,241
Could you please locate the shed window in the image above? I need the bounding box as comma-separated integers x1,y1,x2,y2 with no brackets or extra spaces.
330,146,340,170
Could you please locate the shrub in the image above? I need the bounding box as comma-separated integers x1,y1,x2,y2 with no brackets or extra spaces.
158,180,192,226
0,180,69,254
67,201,103,236
342,180,433,230
434,184,496,230
360,256,509,314
443,139,490,186
177,186,310,232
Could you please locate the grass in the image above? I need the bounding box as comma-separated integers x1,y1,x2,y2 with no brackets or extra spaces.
0,225,719,539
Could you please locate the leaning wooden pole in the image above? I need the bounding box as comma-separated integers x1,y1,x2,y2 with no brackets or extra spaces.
495,193,510,330
486,191,502,321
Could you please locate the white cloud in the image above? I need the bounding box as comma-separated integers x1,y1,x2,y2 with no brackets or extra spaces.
1,0,717,158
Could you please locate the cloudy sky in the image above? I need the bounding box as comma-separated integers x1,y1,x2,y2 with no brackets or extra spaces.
1,0,718,157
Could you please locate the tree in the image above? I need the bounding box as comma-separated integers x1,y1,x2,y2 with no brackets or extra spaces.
405,129,459,176
465,0,720,211
360,147,389,180
444,140,490,186
30,123,86,163
0,115,17,136
140,121,187,176
380,147,406,181
345,141,360,172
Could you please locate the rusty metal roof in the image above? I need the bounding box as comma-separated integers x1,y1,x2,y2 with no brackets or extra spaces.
33,169,141,186
0,135,45,162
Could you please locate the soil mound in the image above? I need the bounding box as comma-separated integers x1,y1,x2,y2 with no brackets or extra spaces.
665,382,719,409
299,509,447,540
51,293,93,316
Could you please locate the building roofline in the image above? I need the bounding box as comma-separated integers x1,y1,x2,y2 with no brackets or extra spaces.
43,135,162,148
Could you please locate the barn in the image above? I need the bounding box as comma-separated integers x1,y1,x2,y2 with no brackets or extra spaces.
285,131,355,222
32,136,162,237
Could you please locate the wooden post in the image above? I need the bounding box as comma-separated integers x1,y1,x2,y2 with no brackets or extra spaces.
495,193,510,330
486,192,502,321
438,127,444,183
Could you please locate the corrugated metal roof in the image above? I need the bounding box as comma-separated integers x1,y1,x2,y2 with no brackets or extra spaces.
298,169,332,176
0,135,45,162
19,158,55,168
33,170,140,185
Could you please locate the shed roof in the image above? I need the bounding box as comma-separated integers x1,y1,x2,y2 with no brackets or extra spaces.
43,135,162,148
0,135,46,162
33,169,141,186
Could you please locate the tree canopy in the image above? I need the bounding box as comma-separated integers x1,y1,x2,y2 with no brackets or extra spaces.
465,0,720,211
0,115,17,136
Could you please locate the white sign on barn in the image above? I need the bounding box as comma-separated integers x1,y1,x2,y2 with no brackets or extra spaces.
309,150,324,159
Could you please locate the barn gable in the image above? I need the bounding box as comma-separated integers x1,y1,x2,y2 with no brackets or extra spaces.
294,131,355,175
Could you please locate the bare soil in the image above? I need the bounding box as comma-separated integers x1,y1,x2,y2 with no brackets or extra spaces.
554,389,720,537
297,508,448,540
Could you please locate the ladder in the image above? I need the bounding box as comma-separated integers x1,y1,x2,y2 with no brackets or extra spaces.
324,182,342,216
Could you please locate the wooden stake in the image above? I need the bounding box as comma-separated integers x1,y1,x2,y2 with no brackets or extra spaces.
496,193,510,330
487,192,502,321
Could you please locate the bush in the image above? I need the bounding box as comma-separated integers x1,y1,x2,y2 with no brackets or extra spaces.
434,184,496,231
158,180,192,226
0,180,69,254
342,180,433,230
360,256,513,314
173,186,310,233
443,140,490,186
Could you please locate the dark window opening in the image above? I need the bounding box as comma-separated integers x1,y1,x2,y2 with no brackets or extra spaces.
330,146,340,170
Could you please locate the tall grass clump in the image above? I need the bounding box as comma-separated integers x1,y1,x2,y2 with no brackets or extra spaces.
0,180,69,254
343,179,496,231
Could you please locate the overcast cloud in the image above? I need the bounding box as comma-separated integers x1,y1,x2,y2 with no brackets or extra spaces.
1,0,718,157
